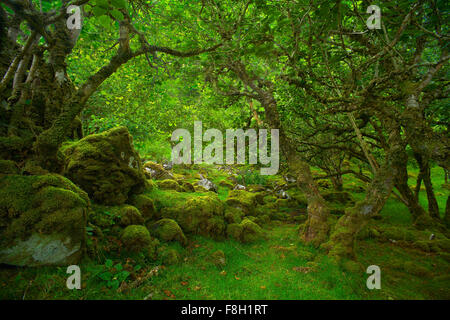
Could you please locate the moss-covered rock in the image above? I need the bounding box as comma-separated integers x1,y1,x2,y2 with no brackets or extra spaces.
161,194,225,239
157,179,182,191
148,218,187,246
117,205,144,226
60,127,146,205
128,194,156,220
224,206,243,224
225,190,257,215
120,225,152,252
0,174,89,266
218,180,234,189
226,218,264,243
143,161,174,180
160,247,180,265
180,181,195,192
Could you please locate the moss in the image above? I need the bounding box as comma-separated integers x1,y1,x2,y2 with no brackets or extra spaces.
0,174,89,266
117,205,144,226
160,248,180,265
128,194,156,220
225,190,257,215
180,181,195,192
60,126,146,205
380,226,416,241
263,195,277,204
157,179,181,191
227,219,263,243
161,194,225,239
148,218,187,246
224,206,243,224
0,160,19,175
121,225,152,252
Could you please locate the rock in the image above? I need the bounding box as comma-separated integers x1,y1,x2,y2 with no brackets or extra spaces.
225,190,257,215
0,174,89,266
283,175,296,184
128,194,156,220
157,179,182,191
121,225,153,253
233,184,246,190
226,218,263,243
247,184,266,192
148,219,187,246
277,189,290,199
60,127,146,205
197,175,218,193
162,161,173,171
143,161,174,180
117,205,144,226
161,194,225,239
180,181,195,192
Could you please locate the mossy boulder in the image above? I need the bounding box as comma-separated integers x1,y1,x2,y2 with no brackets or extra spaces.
120,225,154,253
225,190,257,215
161,194,225,239
116,205,144,226
226,218,264,243
148,218,187,246
159,247,180,265
60,127,146,205
180,181,195,192
128,194,156,220
157,179,182,191
143,161,174,180
0,174,89,266
218,180,234,189
224,206,243,224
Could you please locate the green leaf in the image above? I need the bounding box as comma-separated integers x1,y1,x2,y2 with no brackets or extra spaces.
110,0,127,9
105,259,113,268
110,9,124,21
99,271,113,281
98,15,113,29
92,6,107,17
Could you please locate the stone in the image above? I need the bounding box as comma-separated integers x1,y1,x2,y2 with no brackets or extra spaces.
60,127,146,205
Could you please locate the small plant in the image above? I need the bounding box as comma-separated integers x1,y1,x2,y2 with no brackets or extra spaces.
237,170,267,186
96,259,130,290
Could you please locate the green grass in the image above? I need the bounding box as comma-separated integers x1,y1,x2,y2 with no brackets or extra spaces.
0,166,449,300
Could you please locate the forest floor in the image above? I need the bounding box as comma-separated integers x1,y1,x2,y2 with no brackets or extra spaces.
0,166,449,300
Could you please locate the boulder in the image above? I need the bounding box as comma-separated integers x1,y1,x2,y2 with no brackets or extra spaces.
225,190,257,215
161,194,225,239
60,127,146,205
197,175,218,193
143,161,174,180
121,225,156,253
226,218,263,243
148,218,187,246
157,179,182,191
128,194,156,220
0,174,89,266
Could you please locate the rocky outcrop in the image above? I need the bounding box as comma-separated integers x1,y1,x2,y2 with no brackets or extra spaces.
60,127,146,205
